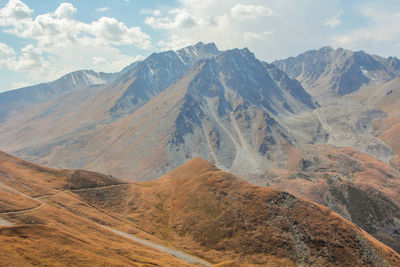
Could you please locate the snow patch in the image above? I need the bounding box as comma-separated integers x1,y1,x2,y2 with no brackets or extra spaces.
71,72,77,86
147,64,155,76
360,66,376,80
83,71,106,85
174,50,184,64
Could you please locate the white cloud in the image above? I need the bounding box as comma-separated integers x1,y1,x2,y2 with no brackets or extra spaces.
92,54,144,70
157,35,194,50
331,0,400,55
0,42,15,58
244,31,273,40
96,6,109,12
13,44,45,70
54,3,76,19
179,0,214,8
145,8,197,29
93,56,107,65
0,42,15,70
91,17,151,48
230,4,274,20
148,0,349,61
0,42,54,80
325,9,343,28
11,82,32,89
0,0,32,24
0,1,151,49
0,1,151,87
140,9,161,17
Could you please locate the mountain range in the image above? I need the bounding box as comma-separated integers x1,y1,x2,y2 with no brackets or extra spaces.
0,42,400,260
273,46,400,96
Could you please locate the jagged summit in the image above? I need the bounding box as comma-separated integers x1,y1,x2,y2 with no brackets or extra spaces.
185,46,317,115
109,42,221,116
274,46,400,96
189,41,220,56
318,45,335,52
0,44,317,180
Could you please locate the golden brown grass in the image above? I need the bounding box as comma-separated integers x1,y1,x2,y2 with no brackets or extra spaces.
0,151,194,267
1,150,400,266
76,157,400,266
0,189,39,213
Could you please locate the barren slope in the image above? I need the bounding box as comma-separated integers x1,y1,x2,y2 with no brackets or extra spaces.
76,157,400,266
0,151,198,266
0,46,317,181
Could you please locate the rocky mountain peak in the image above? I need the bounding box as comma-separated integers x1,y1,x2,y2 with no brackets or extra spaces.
193,41,219,54
274,46,400,96
186,47,316,114
318,46,335,53
109,42,220,116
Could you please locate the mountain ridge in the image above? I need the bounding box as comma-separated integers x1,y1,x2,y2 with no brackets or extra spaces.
2,150,399,266
273,46,400,96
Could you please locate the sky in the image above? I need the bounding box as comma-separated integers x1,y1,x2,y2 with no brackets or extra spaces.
0,0,400,92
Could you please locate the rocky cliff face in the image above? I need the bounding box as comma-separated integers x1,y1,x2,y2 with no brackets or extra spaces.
273,46,400,96
109,42,220,116
0,44,317,180
165,48,317,176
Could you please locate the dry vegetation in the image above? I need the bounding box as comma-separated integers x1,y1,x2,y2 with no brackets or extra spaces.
1,151,400,266
76,157,400,266
0,151,194,267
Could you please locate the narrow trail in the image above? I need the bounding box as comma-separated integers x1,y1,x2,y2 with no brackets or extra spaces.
0,203,43,215
103,226,211,267
0,181,40,202
71,183,128,193
0,181,44,224
0,183,128,224
0,182,211,266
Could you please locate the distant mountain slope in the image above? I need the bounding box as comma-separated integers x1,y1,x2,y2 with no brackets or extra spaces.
254,144,400,253
109,41,220,116
0,45,317,180
351,76,400,172
0,69,117,107
75,157,400,266
0,69,120,123
273,47,400,96
272,47,398,166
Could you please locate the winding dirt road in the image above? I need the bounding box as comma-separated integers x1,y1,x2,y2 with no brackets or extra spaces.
104,227,211,267
0,182,212,266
